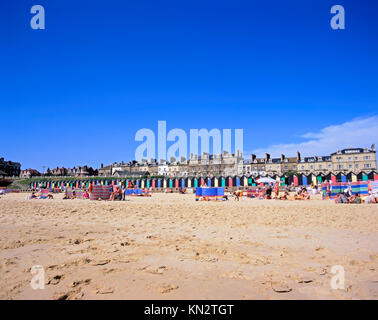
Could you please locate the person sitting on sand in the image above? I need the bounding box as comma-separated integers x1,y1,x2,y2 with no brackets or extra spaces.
265,183,273,199
30,192,37,199
349,193,362,204
233,190,243,201
301,189,311,200
83,190,89,199
364,190,378,204
179,188,187,194
115,187,123,200
109,186,121,201
47,193,53,199
62,189,69,200
335,192,348,204
279,191,291,200
257,187,265,199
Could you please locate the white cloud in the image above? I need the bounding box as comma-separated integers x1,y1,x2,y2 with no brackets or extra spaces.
252,115,378,158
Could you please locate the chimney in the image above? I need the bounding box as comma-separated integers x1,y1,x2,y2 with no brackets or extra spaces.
296,151,301,161
371,144,376,151
281,154,285,162
251,154,256,161
265,153,270,162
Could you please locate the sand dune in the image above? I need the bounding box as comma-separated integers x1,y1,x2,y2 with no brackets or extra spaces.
0,192,377,299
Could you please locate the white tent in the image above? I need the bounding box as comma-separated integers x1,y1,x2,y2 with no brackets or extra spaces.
256,177,276,184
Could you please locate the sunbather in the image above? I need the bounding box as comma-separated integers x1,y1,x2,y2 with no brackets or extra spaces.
349,193,362,204
109,187,122,201
233,190,243,201
279,191,291,200
179,188,187,194
335,192,348,203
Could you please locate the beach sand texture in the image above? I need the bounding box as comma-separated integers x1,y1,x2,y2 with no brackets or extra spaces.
0,192,377,300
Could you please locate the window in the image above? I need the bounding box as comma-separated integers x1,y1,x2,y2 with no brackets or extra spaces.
348,157,351,161
338,165,343,170
354,156,358,160
319,165,322,169
355,164,359,169
301,165,305,170
349,164,352,169
328,164,332,168
364,156,370,160
310,165,313,169
364,164,371,168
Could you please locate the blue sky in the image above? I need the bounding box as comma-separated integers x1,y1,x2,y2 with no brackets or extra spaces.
1,0,377,171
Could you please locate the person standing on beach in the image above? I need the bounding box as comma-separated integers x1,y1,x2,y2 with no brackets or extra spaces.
274,182,279,198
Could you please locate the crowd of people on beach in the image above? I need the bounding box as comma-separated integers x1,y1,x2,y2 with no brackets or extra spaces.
244,182,316,201
334,191,362,204
23,179,378,204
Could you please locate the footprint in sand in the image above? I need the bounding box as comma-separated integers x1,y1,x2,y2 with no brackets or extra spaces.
271,281,292,293
48,275,64,285
150,283,179,294
91,259,110,266
56,289,84,300
72,279,91,288
96,287,114,294
139,265,167,275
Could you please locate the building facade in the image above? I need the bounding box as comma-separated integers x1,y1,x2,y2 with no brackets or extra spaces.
249,145,376,176
20,169,41,178
0,157,21,177
42,146,376,179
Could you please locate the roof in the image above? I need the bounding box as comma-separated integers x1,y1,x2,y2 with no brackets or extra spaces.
113,170,149,177
331,148,373,155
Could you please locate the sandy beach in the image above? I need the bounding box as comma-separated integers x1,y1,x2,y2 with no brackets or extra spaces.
0,192,377,300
